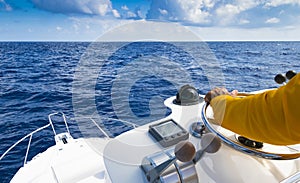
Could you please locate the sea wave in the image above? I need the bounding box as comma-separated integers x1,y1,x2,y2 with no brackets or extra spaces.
1,41,300,182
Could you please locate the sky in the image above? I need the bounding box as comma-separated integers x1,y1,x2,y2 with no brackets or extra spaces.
1,0,300,41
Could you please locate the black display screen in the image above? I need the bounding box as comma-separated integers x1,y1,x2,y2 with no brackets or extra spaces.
152,121,183,138
149,119,189,147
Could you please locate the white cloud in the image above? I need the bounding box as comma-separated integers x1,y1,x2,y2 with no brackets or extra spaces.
22,0,300,40
145,0,300,28
215,4,242,25
146,0,264,25
215,0,259,25
239,19,250,25
96,3,110,16
136,9,143,18
147,0,212,24
191,25,300,41
0,0,12,11
203,0,215,9
119,6,142,20
31,0,116,16
158,8,168,15
126,11,137,18
265,17,280,24
235,0,260,10
68,16,126,38
98,20,204,41
216,4,240,17
265,0,300,7
73,23,79,32
112,9,120,18
279,10,285,15
27,0,300,29
121,5,129,11
56,26,62,31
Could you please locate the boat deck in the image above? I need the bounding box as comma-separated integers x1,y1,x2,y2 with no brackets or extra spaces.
11,137,110,183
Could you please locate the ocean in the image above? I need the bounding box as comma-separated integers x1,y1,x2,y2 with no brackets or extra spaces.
0,41,300,182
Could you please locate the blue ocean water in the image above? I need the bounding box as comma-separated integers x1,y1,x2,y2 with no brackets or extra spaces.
0,41,300,182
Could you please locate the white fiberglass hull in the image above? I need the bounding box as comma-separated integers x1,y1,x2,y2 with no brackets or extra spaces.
10,96,300,183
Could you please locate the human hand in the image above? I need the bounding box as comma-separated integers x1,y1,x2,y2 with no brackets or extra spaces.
204,87,238,103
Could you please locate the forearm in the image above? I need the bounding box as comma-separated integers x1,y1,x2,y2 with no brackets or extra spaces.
210,86,299,145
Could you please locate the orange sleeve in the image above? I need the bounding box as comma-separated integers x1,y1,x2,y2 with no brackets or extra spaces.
210,73,300,145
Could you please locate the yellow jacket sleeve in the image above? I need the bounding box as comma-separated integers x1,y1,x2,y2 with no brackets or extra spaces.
210,73,300,145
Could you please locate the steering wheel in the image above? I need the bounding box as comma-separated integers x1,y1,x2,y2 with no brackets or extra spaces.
201,102,300,160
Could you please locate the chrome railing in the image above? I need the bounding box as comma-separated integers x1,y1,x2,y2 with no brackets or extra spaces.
0,112,67,166
48,112,70,135
0,112,137,166
0,123,51,166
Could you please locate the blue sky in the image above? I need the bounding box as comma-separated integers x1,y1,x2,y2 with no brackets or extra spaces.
1,0,300,41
